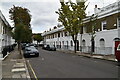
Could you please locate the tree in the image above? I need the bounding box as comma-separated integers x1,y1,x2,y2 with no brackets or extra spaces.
56,0,87,53
33,34,43,44
89,14,98,55
9,6,32,54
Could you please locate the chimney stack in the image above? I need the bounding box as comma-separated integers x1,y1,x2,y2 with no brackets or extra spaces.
94,5,100,14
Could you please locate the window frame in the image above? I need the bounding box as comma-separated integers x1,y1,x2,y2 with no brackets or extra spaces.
101,21,107,31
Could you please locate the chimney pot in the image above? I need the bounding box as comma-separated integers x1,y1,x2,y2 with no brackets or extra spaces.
95,5,97,8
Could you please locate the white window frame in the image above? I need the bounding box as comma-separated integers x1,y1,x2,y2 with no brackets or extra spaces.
100,39,105,49
101,21,107,31
82,40,86,47
83,26,86,33
117,17,120,28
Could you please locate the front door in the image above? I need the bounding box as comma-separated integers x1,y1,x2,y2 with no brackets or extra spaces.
76,40,79,51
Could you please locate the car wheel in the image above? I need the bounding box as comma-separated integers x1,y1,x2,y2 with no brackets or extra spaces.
36,54,39,57
24,55,27,58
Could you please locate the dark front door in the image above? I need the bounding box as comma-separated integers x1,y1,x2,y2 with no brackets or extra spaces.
76,40,79,51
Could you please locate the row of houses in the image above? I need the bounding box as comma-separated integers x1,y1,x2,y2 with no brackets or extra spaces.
0,10,15,59
42,1,120,55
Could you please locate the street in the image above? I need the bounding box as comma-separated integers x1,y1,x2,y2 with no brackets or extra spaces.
26,47,120,78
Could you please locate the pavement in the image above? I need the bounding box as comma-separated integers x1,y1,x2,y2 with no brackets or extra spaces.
57,49,117,62
2,46,30,80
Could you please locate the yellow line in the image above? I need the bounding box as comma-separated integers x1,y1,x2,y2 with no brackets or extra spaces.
27,60,38,80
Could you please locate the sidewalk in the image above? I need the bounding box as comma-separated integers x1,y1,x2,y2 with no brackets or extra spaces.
2,46,30,79
57,50,117,62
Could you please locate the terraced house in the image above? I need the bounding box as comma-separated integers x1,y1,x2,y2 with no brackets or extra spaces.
0,10,15,58
42,1,120,55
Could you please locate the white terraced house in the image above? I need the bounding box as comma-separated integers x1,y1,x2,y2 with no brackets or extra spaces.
0,10,15,58
42,1,120,55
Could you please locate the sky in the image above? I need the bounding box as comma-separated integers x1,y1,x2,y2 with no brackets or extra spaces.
0,0,118,33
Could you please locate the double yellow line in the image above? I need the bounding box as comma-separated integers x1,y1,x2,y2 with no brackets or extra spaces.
27,60,38,80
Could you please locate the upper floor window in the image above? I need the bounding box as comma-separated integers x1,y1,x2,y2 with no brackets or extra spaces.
83,26,86,33
101,21,107,31
58,32,60,37
64,31,67,36
61,32,63,37
118,17,120,28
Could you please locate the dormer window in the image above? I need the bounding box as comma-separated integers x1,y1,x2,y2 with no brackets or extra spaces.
101,21,107,31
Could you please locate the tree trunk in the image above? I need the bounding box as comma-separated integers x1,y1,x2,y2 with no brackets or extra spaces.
91,37,95,56
18,42,21,54
72,35,77,53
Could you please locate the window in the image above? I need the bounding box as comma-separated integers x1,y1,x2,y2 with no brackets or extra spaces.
82,40,86,47
83,26,86,33
100,38,105,49
101,21,107,30
62,41,64,45
61,32,63,37
58,32,60,37
64,31,67,36
53,34,54,38
118,17,120,28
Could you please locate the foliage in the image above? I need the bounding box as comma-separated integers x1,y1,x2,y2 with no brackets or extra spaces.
33,34,43,43
9,5,31,27
56,0,87,53
9,5,32,43
9,6,32,53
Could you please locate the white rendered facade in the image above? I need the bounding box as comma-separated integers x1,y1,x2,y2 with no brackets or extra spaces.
42,1,120,55
0,10,15,58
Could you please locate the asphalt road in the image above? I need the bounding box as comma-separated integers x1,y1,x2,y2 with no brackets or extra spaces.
26,47,120,78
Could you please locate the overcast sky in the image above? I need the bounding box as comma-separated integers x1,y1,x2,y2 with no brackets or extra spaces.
0,0,117,33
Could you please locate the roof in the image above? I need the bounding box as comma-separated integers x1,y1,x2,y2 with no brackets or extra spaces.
0,10,12,29
41,26,64,36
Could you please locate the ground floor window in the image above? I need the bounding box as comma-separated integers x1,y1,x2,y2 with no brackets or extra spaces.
100,38,105,49
82,40,86,47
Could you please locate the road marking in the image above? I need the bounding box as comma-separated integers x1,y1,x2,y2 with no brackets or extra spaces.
27,60,38,80
12,68,26,72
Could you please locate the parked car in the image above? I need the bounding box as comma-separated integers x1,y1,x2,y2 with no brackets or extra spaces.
42,44,56,51
42,44,47,50
25,43,38,48
21,43,27,50
23,46,39,58
49,45,56,51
